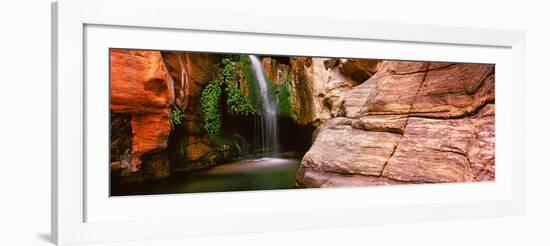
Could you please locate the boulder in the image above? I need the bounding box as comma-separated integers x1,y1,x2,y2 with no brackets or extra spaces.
299,117,402,179
186,142,213,161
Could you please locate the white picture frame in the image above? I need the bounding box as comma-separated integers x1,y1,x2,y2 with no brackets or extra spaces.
52,0,526,245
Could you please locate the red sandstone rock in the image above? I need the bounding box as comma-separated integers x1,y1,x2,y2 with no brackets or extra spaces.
161,52,219,110
129,111,172,171
110,49,174,171
110,49,174,114
339,59,381,83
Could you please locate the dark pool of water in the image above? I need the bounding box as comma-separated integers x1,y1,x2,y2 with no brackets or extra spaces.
111,158,301,196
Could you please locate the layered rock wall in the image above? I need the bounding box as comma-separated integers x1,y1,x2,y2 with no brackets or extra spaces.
110,49,174,172
263,57,376,126
110,50,220,180
161,52,220,168
296,61,495,187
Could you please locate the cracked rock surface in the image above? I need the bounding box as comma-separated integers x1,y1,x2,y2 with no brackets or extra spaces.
296,61,495,187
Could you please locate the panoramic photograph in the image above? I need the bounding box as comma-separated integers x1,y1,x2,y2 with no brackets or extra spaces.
109,49,495,196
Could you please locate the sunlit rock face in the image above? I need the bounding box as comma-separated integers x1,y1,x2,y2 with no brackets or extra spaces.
296,61,495,187
263,57,381,126
110,49,174,173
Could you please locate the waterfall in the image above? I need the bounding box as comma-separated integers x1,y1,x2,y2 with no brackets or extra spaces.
248,55,279,156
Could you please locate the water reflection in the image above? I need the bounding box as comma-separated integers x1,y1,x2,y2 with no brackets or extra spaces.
111,158,301,196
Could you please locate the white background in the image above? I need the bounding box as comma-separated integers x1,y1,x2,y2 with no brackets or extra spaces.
0,0,548,245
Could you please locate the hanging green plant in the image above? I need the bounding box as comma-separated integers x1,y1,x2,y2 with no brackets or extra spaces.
170,107,185,125
225,82,255,116
200,80,222,137
238,55,261,112
200,55,263,137
275,79,292,117
221,58,237,84
221,56,256,116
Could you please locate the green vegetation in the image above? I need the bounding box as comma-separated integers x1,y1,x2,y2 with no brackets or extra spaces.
243,55,293,118
221,58,238,84
170,107,185,125
274,79,292,117
222,57,255,116
238,55,261,112
209,134,235,147
200,80,222,137
200,55,295,139
200,56,256,138
225,82,255,116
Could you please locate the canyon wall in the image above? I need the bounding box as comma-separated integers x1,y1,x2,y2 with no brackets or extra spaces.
295,61,495,187
110,49,174,178
263,57,381,126
110,50,221,181
161,52,223,171
110,51,495,186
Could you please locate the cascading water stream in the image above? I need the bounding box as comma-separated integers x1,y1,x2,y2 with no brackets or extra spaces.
248,55,279,157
